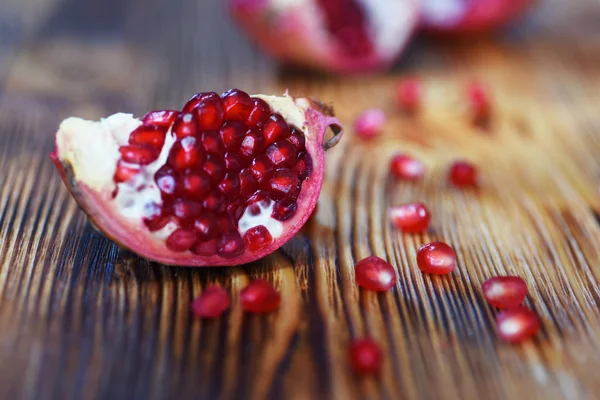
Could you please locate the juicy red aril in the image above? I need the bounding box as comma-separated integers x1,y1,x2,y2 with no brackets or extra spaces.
316,0,373,58
266,140,297,167
218,216,236,232
388,202,431,233
193,215,218,240
220,121,245,151
168,136,205,171
449,161,478,187
114,161,139,183
200,130,225,156
272,200,297,221
196,99,225,131
468,81,491,125
182,91,220,113
250,156,274,186
396,77,421,113
172,199,203,219
181,170,211,200
294,152,313,181
269,168,299,200
354,109,385,140
390,154,424,181
119,144,159,165
203,191,226,213
166,228,198,252
243,225,273,252
217,232,245,257
222,89,253,122
246,98,271,126
263,114,291,146
239,168,258,197
129,125,168,149
172,112,199,138
349,338,382,375
155,165,179,197
224,152,243,172
355,256,397,291
193,239,217,256
218,173,241,199
227,200,245,220
482,276,527,309
191,286,230,318
142,110,180,127
239,127,265,158
496,308,540,343
240,279,281,313
144,213,173,232
416,242,456,275
203,155,225,183
287,128,306,151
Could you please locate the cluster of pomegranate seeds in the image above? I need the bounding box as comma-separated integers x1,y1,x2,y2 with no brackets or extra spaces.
449,160,478,187
389,202,431,233
416,241,456,275
482,276,527,309
191,285,231,318
240,279,281,313
354,256,397,291
115,89,313,258
316,0,373,57
389,154,425,181
396,77,421,113
348,338,383,375
496,308,540,343
354,109,386,140
467,81,492,125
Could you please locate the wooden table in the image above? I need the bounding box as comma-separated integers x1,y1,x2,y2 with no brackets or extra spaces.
1,0,600,398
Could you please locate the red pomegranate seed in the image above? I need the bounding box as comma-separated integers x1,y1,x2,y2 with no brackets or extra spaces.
202,191,226,213
246,98,271,126
144,213,174,232
216,232,245,257
193,215,218,240
181,170,211,200
222,89,253,122
200,130,225,156
482,276,527,309
240,279,281,313
227,200,245,220
416,242,456,275
239,127,265,158
202,155,226,184
220,121,246,151
172,112,199,138
168,136,205,171
266,140,298,167
250,156,274,186
396,77,421,113
172,199,203,219
388,202,431,233
166,228,198,252
354,256,397,291
390,154,424,181
286,128,306,151
155,165,179,197
129,125,168,149
354,109,385,140
272,200,297,221
119,144,159,165
449,160,478,187
218,173,241,199
191,286,230,318
243,225,273,252
192,239,218,256
182,92,220,113
467,81,491,125
196,99,225,131
269,168,299,200
239,168,258,197
142,110,180,127
349,338,382,375
294,152,313,181
114,161,140,183
496,308,540,343
263,114,291,146
223,152,244,172
218,216,236,232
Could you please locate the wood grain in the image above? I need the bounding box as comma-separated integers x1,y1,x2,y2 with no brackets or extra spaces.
1,0,600,399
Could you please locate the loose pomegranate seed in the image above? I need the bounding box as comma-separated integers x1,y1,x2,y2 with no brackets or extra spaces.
243,225,273,252
390,154,424,181
191,286,230,318
181,170,211,200
196,98,225,131
142,110,180,127
396,77,421,113
216,232,245,257
222,89,253,122
182,92,220,113
348,338,382,375
467,81,491,125
482,276,527,309
193,215,218,240
129,125,168,149
239,127,265,158
416,242,456,275
240,279,281,313
354,256,397,291
119,144,159,165
220,121,245,151
266,140,298,167
200,130,225,156
172,112,199,138
388,202,431,233
496,308,540,343
114,161,140,183
269,169,299,200
263,114,291,146
166,228,198,252
272,200,297,221
354,109,385,140
449,160,478,187
168,136,205,171
246,98,271,126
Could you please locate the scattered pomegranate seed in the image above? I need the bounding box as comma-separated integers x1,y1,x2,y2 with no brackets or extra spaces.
388,202,431,233
467,81,491,125
354,256,397,291
416,242,456,275
390,154,424,181
240,279,281,313
354,109,386,140
348,338,382,375
449,160,478,187
191,286,230,318
496,308,540,343
482,276,527,309
396,77,421,113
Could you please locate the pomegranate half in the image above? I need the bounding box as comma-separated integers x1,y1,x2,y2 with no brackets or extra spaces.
51,90,343,267
228,0,420,74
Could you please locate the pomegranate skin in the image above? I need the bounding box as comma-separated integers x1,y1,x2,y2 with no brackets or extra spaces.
228,0,420,74
51,94,344,267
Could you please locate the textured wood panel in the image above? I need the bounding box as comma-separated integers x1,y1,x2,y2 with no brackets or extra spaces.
1,0,600,399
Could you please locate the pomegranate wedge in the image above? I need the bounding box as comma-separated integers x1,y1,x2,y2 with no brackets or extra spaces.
51,90,343,266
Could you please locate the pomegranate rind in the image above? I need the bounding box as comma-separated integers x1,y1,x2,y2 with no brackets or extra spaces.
52,95,343,267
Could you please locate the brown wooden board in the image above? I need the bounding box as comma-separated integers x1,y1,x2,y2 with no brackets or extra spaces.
1,0,600,399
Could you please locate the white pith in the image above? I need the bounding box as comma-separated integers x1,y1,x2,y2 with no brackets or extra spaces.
421,0,464,26
56,93,310,243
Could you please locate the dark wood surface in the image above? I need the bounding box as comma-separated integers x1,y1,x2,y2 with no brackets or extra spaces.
2,0,600,399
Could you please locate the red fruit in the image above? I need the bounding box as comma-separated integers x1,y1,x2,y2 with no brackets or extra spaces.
388,202,431,233
51,93,343,266
349,338,382,375
355,256,397,291
390,154,425,181
191,286,231,318
196,99,225,131
416,241,456,274
142,110,180,127
449,160,478,187
496,308,540,343
229,0,420,74
240,279,281,313
467,81,491,125
396,77,421,113
354,109,385,140
421,0,534,34
482,276,527,309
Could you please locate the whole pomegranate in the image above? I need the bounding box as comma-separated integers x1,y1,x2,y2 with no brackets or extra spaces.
421,0,535,34
228,0,420,74
51,90,343,266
